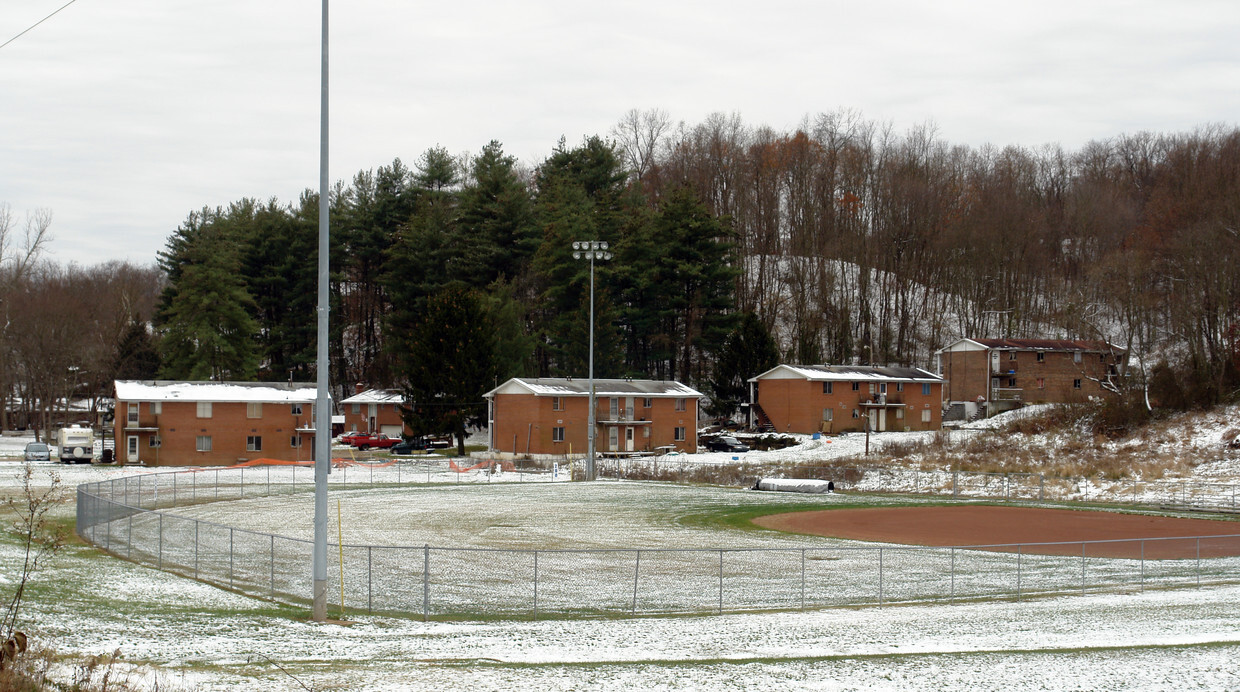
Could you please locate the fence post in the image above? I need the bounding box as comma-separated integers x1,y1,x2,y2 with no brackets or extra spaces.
878,548,884,606
271,534,276,598
368,546,373,614
801,549,806,611
950,547,956,603
127,514,132,559
532,551,538,620
229,527,234,589
1016,545,1022,601
194,521,199,579
423,545,430,622
158,514,163,570
718,550,724,615
1080,542,1085,596
632,550,641,614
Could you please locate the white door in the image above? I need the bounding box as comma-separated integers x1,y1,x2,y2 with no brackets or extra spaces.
625,427,634,452
127,435,139,463
608,426,619,451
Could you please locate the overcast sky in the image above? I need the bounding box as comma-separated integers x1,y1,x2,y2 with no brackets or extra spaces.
3,0,1238,268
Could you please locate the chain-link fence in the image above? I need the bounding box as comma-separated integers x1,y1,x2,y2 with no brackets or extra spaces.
76,460,1240,620
595,457,1240,510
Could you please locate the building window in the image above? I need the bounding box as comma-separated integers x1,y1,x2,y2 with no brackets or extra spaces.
195,436,212,452
1074,351,1082,363
675,398,686,411
151,401,161,415
643,398,653,408
149,436,161,448
852,409,860,419
352,403,361,414
291,404,303,415
1036,352,1045,363
1007,378,1017,387
822,408,833,422
896,383,904,392
1037,378,1046,389
674,427,686,441
922,384,931,395
247,436,262,452
896,407,904,420
196,402,212,418
921,409,932,423
851,382,860,391
552,397,562,411
291,436,301,448
247,402,262,418
822,382,833,394
552,427,565,442
1074,379,1082,389
1008,351,1017,361
127,403,139,427
868,383,877,395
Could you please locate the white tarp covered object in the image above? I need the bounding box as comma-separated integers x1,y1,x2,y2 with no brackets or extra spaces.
755,478,834,493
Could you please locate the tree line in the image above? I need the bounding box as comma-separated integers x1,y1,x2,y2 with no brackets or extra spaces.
4,109,1238,441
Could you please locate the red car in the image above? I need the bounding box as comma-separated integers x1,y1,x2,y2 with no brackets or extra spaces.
348,433,400,451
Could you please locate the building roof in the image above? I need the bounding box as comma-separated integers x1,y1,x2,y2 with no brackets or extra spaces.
114,380,320,403
340,388,403,405
748,364,943,383
486,377,703,399
937,338,1125,354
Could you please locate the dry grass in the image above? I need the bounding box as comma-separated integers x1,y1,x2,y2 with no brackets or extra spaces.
0,643,171,691
865,404,1236,481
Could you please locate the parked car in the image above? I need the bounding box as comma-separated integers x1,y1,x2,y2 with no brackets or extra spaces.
704,435,749,453
390,437,429,455
337,431,369,446
23,442,51,462
349,433,400,451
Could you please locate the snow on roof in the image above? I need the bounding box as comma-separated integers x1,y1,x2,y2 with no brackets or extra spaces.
749,364,943,383
486,377,703,398
340,388,404,405
939,337,1125,353
114,380,320,403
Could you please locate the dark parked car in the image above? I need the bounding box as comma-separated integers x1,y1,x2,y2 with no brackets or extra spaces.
704,435,749,453
390,437,429,455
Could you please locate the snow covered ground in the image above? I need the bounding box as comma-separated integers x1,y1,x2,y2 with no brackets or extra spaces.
4,407,1240,690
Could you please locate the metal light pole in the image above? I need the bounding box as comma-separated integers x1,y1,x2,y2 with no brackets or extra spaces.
571,241,611,481
311,0,330,622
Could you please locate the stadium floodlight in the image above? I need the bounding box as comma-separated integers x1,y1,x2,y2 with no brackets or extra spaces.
570,240,611,481
312,0,330,622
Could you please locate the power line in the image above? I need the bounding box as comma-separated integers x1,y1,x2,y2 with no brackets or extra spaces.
0,0,80,52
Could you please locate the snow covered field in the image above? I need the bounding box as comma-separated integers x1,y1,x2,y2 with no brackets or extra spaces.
5,410,1240,689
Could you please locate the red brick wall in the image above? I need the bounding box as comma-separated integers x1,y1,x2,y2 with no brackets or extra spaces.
940,350,989,403
115,399,316,466
941,348,1124,404
757,379,942,434
491,393,698,455
342,402,407,436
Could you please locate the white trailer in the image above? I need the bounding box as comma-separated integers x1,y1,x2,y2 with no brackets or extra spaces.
57,426,94,463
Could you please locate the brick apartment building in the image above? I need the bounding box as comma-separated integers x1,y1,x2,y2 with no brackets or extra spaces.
748,365,944,434
485,378,702,456
113,380,322,466
935,338,1126,409
339,387,408,437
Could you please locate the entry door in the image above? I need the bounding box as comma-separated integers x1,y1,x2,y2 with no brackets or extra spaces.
127,435,139,463
625,427,634,452
608,426,619,451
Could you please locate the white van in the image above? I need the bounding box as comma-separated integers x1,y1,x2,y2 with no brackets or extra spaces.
56,426,94,463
